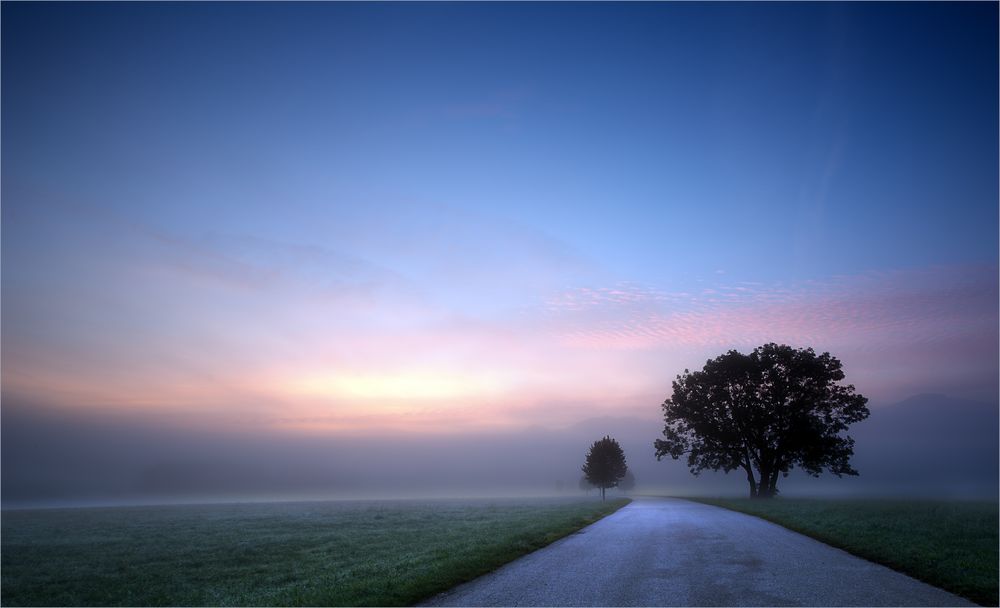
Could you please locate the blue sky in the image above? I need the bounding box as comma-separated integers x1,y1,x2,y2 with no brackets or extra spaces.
2,2,997,434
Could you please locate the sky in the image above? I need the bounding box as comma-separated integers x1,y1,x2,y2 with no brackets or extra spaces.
2,2,998,502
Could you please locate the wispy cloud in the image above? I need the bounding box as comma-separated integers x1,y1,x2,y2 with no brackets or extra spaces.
537,265,998,402
541,265,996,351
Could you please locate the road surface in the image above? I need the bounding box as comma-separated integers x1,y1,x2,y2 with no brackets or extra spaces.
422,497,973,607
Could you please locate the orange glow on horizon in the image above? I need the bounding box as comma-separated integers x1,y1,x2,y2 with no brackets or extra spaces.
281,369,509,402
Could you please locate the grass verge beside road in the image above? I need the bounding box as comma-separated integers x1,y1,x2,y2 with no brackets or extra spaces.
2,497,629,606
689,497,998,607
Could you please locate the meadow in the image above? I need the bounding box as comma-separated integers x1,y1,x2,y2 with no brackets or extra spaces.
690,497,998,607
1,497,629,606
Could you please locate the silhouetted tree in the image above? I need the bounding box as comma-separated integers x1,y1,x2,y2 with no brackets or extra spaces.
654,344,870,498
617,470,636,494
583,436,628,501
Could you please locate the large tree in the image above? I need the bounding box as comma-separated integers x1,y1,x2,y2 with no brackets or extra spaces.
583,436,628,501
654,344,869,498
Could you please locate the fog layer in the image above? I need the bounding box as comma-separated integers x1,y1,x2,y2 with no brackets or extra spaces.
3,393,996,507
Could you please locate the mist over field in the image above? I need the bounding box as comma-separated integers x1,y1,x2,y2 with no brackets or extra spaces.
4,392,995,508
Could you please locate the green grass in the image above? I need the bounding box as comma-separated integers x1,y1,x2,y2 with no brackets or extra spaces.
1,497,629,606
688,497,998,607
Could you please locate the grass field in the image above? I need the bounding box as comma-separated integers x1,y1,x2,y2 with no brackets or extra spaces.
689,497,998,607
1,496,629,606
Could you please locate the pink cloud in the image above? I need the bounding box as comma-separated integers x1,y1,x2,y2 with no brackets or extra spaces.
539,265,998,402
543,265,996,349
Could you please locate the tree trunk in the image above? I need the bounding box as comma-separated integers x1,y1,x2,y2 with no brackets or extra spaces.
742,463,758,498
756,464,773,498
601,486,606,501
768,468,780,497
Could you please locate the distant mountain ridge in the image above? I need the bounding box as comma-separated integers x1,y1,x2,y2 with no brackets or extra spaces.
845,393,998,495
853,393,998,447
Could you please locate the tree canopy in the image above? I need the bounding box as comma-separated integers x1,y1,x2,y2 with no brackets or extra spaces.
654,343,870,498
582,435,628,501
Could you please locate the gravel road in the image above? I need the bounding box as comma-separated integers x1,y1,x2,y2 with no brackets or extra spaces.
422,496,973,607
